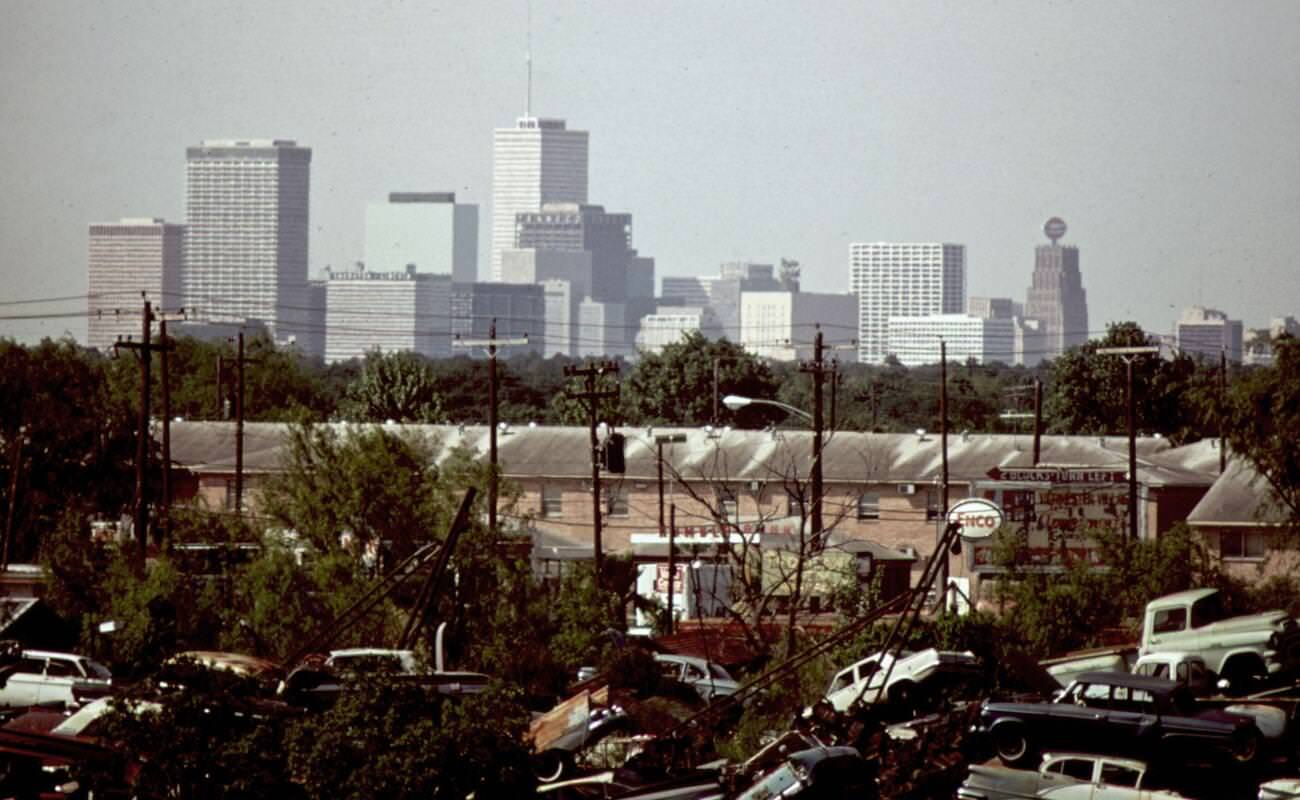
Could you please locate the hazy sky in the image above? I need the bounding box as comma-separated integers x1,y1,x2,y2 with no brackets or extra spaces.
2,0,1298,345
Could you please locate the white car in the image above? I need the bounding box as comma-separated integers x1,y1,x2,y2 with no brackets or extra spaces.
0,650,113,709
1260,778,1300,800
824,648,978,712
325,648,423,675
654,654,740,701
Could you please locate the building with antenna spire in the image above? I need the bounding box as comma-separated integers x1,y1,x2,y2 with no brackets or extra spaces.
490,117,589,282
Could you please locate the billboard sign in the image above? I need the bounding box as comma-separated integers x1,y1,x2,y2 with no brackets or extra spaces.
946,498,1004,540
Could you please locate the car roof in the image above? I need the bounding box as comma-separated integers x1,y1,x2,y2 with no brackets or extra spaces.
1042,752,1148,771
654,653,710,667
1147,588,1219,607
21,650,83,660
328,648,415,658
1074,670,1177,692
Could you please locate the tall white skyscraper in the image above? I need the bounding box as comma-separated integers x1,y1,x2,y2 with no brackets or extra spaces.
490,117,588,281
184,139,311,338
87,218,184,350
849,242,965,363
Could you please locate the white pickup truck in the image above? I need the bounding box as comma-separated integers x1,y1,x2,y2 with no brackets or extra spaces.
958,752,1185,800
1141,588,1300,687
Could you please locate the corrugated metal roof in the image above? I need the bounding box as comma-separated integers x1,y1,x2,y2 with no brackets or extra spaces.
163,422,1217,488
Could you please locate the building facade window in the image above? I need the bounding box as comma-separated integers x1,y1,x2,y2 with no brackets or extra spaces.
1220,530,1265,559
787,490,805,518
224,479,242,512
541,485,563,517
605,486,629,517
857,493,881,521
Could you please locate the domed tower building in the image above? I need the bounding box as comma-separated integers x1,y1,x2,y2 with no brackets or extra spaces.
1025,217,1089,360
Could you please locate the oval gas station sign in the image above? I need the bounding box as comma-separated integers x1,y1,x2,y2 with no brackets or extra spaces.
947,498,1005,540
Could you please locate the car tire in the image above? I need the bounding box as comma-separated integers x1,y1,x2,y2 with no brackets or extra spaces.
1228,728,1262,766
534,750,570,783
992,724,1034,767
887,680,915,710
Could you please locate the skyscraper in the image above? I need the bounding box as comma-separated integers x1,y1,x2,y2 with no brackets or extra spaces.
87,218,184,350
364,192,478,283
1024,218,1089,360
490,117,588,281
183,139,311,337
848,242,965,363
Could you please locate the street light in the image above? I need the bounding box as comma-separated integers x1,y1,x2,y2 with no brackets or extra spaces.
722,394,813,423
723,394,822,537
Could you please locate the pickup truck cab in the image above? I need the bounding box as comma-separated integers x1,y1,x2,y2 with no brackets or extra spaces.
959,752,1159,799
0,650,113,709
1141,589,1300,687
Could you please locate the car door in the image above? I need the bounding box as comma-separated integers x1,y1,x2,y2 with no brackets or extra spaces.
2,657,48,708
1050,681,1113,751
38,656,79,707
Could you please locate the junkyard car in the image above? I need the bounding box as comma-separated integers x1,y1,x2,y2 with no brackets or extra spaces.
0,649,113,709
824,648,978,712
654,654,740,702
958,751,1161,799
974,671,1263,768
734,745,872,800
1260,778,1300,800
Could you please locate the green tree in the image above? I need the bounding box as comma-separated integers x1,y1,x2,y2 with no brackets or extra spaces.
259,424,447,559
1224,335,1300,532
286,681,535,800
341,350,445,423
625,333,780,427
1044,321,1204,440
1,338,137,560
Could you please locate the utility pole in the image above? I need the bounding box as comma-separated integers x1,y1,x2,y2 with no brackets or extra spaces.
667,502,677,635
829,362,840,430
655,433,687,536
454,320,527,534
2,426,26,572
564,361,620,588
1032,377,1043,466
222,332,262,519
1218,348,1228,474
114,297,173,560
153,313,186,543
939,339,950,600
799,327,827,538
1096,346,1160,542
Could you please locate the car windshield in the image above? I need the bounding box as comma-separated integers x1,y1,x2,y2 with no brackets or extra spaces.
83,660,112,680
708,663,733,681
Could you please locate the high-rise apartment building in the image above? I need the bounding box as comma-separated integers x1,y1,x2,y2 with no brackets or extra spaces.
324,266,451,364
635,307,722,354
87,218,184,350
1177,306,1243,363
490,117,588,281
184,139,311,338
848,243,965,363
1024,218,1088,360
364,192,478,283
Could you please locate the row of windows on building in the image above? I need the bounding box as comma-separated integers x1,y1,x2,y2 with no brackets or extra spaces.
534,484,943,522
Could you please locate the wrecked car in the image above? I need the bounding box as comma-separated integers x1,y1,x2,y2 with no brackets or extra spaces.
654,654,740,702
974,671,1264,768
957,751,1162,799
1141,588,1300,688
1260,778,1300,800
823,648,978,712
0,648,113,710
734,745,872,800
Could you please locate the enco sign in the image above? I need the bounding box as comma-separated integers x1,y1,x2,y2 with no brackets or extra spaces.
946,498,1005,540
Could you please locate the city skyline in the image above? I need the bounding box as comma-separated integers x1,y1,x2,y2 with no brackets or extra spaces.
2,1,1298,345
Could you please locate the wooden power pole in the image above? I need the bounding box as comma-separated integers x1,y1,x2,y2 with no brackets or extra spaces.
564,361,620,588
